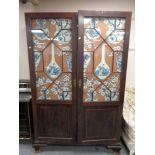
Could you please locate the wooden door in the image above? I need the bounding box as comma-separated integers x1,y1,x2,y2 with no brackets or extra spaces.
25,13,77,145
77,11,131,145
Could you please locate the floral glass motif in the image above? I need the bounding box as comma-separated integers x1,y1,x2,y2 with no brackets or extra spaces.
31,18,72,100
83,17,126,102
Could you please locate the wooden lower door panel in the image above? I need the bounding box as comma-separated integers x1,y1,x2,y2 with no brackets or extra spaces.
80,106,120,144
36,104,76,144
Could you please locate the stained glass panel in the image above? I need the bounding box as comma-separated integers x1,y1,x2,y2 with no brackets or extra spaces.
83,17,126,102
31,18,72,101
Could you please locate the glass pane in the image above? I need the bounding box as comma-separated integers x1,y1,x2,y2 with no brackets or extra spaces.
113,52,123,72
94,18,125,51
34,52,43,71
83,17,126,102
31,18,72,101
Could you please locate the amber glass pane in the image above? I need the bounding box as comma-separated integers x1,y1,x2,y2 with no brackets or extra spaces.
83,17,125,102
31,18,72,100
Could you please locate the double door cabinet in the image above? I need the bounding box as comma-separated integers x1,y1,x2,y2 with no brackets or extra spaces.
25,11,131,154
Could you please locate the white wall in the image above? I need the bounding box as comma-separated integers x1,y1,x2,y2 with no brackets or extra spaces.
19,0,135,87
19,2,34,80
126,18,135,87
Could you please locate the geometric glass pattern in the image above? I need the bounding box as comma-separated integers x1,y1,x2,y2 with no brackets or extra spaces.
31,18,72,100
83,17,126,102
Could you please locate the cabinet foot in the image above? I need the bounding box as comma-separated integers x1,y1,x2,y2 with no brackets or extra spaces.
33,143,46,153
113,150,120,155
113,148,121,155
34,146,41,153
106,144,121,155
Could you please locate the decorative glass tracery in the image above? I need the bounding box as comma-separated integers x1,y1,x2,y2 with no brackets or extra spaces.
31,18,72,100
83,17,126,102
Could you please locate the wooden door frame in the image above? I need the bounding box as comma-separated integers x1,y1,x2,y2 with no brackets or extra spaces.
77,10,132,144
25,12,78,145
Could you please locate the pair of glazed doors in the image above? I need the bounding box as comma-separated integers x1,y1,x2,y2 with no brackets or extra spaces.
26,11,131,145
